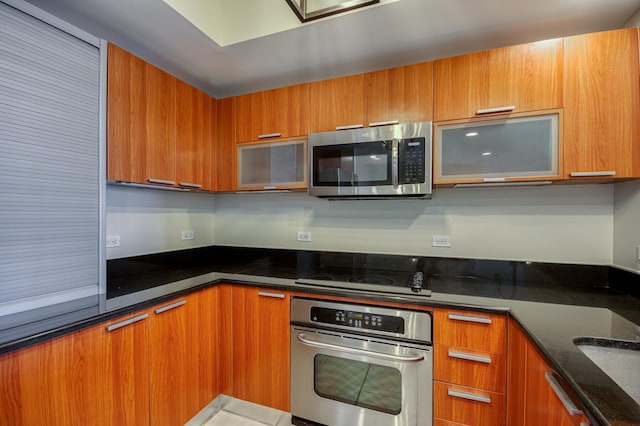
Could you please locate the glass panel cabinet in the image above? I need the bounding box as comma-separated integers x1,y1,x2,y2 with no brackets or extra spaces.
237,139,307,190
434,111,561,185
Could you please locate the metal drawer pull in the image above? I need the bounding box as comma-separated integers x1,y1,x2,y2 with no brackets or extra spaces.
297,333,425,363
369,120,399,127
154,299,187,314
454,181,552,188
147,178,176,185
447,313,492,324
178,182,202,188
258,291,286,299
476,105,515,115
483,177,506,182
258,132,282,139
448,350,492,364
263,185,277,190
447,388,492,404
336,124,364,131
569,171,616,177
545,373,583,416
106,313,148,332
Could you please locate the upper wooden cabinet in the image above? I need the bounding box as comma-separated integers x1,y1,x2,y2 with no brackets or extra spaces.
108,43,176,185
214,97,236,192
365,61,434,125
310,74,366,133
108,43,215,189
563,28,640,179
235,83,310,142
434,39,563,121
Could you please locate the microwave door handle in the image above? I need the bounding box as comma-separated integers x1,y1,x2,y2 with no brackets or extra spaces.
392,140,399,187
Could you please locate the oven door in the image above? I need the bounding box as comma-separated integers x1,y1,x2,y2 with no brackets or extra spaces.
291,326,433,426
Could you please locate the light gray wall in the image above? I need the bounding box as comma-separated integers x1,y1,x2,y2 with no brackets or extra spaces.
105,186,215,259
214,185,614,265
613,180,640,272
624,8,640,27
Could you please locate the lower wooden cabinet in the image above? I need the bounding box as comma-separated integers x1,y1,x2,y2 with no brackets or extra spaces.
434,381,506,426
231,286,290,411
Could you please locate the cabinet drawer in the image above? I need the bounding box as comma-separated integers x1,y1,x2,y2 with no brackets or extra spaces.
434,381,506,426
434,344,506,392
434,309,506,353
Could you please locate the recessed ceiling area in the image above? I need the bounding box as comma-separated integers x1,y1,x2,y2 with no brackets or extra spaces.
24,0,640,98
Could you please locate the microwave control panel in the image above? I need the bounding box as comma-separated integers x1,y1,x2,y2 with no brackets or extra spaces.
310,306,405,333
399,137,426,184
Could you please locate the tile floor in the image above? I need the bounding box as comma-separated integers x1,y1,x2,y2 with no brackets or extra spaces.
186,395,292,426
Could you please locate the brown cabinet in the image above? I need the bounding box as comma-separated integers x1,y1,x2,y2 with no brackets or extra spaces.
310,74,366,133
107,43,216,189
434,39,563,121
433,308,507,425
231,286,290,411
235,84,309,142
0,310,150,426
563,28,640,179
214,97,236,192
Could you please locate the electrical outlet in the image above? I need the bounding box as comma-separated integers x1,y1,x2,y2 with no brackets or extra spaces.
181,230,195,240
297,231,312,242
637,245,640,261
106,235,120,248
432,235,451,248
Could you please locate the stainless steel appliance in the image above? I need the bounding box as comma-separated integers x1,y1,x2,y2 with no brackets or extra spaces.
308,122,432,199
290,298,433,426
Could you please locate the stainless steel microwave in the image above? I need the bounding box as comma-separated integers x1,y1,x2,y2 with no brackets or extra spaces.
308,122,432,199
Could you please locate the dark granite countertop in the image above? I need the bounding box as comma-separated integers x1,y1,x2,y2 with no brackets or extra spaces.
1,246,639,425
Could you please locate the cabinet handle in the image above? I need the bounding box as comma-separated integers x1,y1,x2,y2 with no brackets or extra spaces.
178,182,202,188
258,291,286,299
263,185,277,190
454,181,553,188
106,313,148,332
476,105,515,115
545,373,584,416
483,177,506,182
147,178,176,186
448,350,492,364
447,313,492,324
447,388,492,404
336,124,364,131
369,120,399,127
258,132,282,139
154,299,187,314
569,171,616,177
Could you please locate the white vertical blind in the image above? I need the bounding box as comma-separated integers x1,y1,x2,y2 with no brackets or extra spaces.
0,1,101,314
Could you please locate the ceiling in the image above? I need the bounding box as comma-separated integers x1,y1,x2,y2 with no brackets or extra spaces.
24,0,640,99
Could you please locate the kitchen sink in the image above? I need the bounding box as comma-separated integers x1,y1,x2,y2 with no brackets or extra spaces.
574,337,640,405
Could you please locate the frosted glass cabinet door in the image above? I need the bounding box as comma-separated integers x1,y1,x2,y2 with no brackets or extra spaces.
434,111,561,184
237,139,307,190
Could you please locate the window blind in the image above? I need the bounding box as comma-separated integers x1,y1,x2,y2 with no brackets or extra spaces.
0,1,101,315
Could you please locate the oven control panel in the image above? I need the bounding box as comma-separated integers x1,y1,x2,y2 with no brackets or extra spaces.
310,306,405,334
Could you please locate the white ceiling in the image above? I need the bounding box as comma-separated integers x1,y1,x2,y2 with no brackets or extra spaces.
24,0,640,99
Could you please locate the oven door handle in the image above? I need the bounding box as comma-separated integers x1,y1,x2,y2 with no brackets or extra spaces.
296,333,426,363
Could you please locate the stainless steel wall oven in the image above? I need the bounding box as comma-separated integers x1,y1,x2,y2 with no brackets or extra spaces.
290,298,433,426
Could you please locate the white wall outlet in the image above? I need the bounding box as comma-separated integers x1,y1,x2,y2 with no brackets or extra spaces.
432,235,451,248
637,244,640,261
297,231,312,242
106,235,121,248
181,230,195,240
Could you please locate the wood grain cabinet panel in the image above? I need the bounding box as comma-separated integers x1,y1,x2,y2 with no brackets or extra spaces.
434,309,507,354
434,381,506,426
365,61,433,125
434,39,563,121
563,28,640,179
310,74,366,133
214,97,237,191
231,286,290,411
235,84,309,142
0,310,150,426
107,43,176,185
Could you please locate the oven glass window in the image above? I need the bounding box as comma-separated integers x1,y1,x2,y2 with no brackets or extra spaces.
313,354,402,415
313,141,392,186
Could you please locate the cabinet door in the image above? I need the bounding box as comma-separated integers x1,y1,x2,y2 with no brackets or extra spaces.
232,286,290,411
563,28,640,179
176,80,212,190
310,74,366,133
0,311,150,426
434,39,563,121
107,43,176,185
237,139,307,190
149,290,218,426
214,97,236,191
235,84,310,142
366,62,433,125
